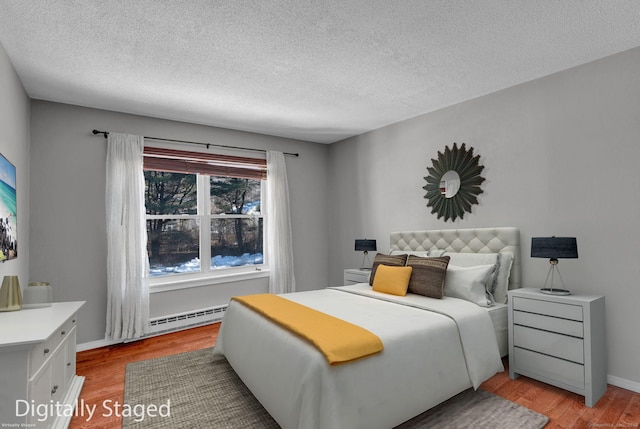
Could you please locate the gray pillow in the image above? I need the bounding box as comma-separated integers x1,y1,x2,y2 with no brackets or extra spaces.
406,255,451,299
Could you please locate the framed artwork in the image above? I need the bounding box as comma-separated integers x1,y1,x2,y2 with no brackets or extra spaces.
0,152,17,261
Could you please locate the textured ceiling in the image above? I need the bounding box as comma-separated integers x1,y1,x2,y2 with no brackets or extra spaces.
1,1,640,144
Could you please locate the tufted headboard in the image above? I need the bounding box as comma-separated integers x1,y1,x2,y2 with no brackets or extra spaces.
389,227,521,292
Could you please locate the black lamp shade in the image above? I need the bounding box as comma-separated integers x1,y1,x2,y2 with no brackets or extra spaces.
355,239,377,252
531,237,578,259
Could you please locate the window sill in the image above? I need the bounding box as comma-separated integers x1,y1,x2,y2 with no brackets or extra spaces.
150,269,270,293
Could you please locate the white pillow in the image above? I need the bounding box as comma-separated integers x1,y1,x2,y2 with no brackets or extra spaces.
443,252,514,304
444,264,496,307
389,249,446,258
493,253,513,304
389,249,430,258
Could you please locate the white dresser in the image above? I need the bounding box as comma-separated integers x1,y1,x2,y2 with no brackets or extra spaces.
343,268,371,285
0,301,85,428
508,288,606,407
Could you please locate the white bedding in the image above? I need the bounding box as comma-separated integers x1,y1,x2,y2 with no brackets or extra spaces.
214,284,504,429
486,303,508,357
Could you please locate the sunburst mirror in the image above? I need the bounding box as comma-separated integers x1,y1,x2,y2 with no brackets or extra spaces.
423,143,485,222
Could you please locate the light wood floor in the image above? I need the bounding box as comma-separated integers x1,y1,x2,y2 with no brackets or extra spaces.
70,323,219,429
70,323,640,429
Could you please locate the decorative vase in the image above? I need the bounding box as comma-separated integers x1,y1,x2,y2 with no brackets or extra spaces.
23,282,53,308
0,275,22,311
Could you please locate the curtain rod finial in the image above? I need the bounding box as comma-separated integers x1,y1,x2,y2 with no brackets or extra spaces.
92,129,109,138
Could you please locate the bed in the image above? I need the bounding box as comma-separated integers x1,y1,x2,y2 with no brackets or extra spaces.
388,228,521,357
214,227,521,429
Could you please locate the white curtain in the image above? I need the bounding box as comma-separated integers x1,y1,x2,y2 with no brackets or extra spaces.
105,133,150,340
266,151,296,294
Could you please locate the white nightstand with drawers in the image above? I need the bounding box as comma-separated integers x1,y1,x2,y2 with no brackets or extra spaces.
344,269,371,285
508,288,606,407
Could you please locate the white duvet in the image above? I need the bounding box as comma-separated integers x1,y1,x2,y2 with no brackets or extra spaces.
214,284,504,429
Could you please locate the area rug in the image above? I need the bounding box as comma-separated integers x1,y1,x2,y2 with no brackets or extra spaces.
123,348,549,429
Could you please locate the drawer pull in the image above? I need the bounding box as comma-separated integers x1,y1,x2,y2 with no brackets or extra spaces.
51,385,59,394
72,319,76,323
67,362,71,366
61,330,66,335
44,348,50,354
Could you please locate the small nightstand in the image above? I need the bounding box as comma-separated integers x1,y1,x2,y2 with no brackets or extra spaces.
508,288,606,407
344,269,371,285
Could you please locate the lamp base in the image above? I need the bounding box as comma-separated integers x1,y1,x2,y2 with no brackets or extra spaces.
360,252,373,271
540,288,571,296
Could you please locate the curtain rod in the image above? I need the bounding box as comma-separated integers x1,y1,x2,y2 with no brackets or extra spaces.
91,129,299,157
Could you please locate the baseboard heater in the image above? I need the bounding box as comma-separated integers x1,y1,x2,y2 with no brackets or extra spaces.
147,304,228,336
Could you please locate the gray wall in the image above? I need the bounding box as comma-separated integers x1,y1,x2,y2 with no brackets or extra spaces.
29,101,330,344
328,46,640,387
0,42,30,290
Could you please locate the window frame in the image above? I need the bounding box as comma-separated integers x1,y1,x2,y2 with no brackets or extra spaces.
144,151,269,291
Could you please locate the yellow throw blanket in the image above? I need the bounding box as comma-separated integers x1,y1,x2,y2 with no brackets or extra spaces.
232,294,383,366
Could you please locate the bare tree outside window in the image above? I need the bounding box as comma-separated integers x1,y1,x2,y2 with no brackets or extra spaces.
210,177,262,268
144,171,264,277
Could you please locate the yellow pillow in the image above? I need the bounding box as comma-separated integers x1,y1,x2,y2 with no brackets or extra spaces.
372,265,413,296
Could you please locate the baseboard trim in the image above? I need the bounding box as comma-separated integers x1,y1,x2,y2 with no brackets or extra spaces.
77,337,122,352
76,320,220,352
608,374,640,394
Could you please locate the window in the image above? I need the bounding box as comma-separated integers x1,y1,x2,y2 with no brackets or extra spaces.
209,176,263,270
143,147,267,281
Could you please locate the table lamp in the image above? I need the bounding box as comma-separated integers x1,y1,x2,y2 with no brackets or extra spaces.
531,236,578,295
355,239,377,270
